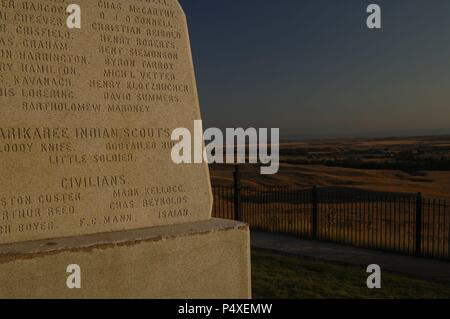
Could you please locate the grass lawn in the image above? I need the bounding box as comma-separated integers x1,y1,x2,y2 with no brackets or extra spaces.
252,249,450,299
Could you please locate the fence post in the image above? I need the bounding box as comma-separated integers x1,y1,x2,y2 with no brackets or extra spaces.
233,165,241,221
312,186,318,240
415,192,423,256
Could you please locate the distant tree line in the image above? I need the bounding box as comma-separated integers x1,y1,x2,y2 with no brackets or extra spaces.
284,157,450,174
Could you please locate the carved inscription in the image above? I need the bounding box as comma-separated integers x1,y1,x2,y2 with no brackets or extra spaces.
0,0,212,244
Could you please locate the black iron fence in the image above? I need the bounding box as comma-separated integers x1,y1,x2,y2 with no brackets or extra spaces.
212,168,450,261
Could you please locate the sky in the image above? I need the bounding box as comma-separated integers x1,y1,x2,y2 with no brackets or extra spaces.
179,0,450,139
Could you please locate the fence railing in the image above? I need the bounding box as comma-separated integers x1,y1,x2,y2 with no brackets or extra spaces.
212,167,450,261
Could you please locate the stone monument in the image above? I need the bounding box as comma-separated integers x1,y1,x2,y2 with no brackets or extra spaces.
0,0,250,298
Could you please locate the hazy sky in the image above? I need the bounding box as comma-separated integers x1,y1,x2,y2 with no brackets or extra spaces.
179,0,450,139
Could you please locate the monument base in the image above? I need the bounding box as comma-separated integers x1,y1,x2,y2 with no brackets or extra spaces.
0,219,251,299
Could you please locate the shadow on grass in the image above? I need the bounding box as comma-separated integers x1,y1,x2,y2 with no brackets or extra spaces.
252,249,450,299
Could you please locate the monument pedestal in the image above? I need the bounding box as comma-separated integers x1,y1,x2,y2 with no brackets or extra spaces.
0,219,251,299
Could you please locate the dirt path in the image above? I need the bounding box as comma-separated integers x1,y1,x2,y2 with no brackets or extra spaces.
251,231,450,284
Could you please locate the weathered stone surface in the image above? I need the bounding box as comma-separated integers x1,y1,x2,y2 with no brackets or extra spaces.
0,219,251,299
0,0,212,244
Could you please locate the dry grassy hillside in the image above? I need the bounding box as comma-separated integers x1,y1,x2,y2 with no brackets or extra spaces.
210,136,450,200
